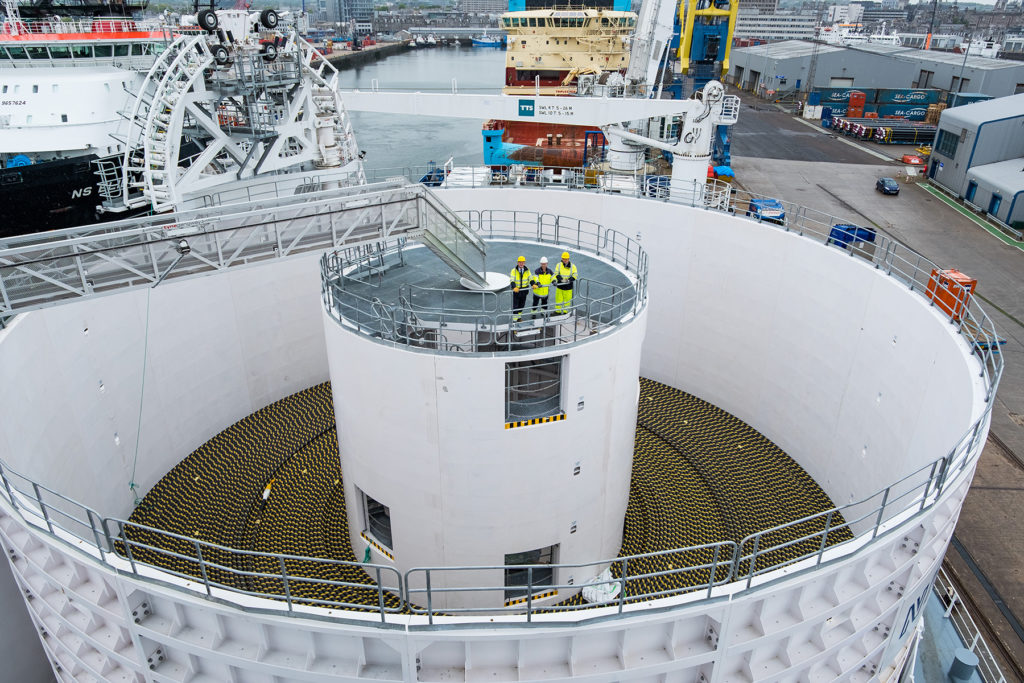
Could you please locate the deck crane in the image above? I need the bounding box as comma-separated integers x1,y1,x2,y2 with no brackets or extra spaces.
341,80,740,204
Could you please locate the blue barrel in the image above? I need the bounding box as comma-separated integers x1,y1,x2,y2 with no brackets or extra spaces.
829,224,876,248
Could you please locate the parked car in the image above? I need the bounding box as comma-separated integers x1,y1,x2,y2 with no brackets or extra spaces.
876,177,900,195
746,198,786,224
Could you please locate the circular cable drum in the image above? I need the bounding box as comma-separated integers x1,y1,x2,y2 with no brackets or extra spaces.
125,380,850,611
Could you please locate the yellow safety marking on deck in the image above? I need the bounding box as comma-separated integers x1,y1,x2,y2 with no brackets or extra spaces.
504,413,566,430
504,590,558,606
361,532,394,561
920,182,1024,252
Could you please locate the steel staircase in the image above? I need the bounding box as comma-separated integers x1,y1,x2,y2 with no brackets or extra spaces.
417,194,488,287
297,36,365,184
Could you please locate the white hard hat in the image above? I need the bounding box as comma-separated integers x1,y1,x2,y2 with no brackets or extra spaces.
540,256,548,264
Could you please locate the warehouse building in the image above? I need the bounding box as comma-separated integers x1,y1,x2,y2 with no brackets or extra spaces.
928,94,1024,232
728,40,1024,98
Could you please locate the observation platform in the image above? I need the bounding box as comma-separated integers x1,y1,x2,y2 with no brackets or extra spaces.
323,234,643,354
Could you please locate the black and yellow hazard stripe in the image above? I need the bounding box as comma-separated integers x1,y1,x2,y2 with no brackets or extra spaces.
504,589,558,607
127,378,850,613
505,413,566,430
361,532,394,561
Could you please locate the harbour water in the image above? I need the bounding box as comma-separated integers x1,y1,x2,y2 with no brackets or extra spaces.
335,46,506,176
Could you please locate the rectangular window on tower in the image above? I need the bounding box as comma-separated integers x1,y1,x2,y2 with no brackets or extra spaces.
504,545,557,601
505,356,564,423
361,491,393,550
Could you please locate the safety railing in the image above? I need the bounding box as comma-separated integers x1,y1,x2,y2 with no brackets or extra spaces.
0,460,403,621
0,164,1003,625
373,163,1000,401
320,211,646,355
1,17,164,35
934,565,1008,683
0,180,427,316
405,542,738,623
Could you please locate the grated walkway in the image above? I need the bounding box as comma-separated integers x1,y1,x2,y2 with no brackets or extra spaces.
123,380,849,611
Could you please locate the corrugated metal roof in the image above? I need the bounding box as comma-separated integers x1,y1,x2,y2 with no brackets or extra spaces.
732,40,845,60
939,93,1024,127
966,157,1024,194
734,40,1023,71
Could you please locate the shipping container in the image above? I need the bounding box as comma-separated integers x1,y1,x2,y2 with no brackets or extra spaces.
874,89,942,105
823,104,847,117
946,92,994,108
812,88,876,104
875,104,928,120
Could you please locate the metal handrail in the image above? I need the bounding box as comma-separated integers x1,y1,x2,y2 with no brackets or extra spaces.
377,163,999,400
0,461,402,621
0,169,1002,625
321,211,647,355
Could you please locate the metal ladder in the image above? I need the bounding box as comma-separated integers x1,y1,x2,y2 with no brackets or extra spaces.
119,34,214,212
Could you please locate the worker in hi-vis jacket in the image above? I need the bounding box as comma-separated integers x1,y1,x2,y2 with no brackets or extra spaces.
509,255,533,322
531,256,554,317
554,251,578,314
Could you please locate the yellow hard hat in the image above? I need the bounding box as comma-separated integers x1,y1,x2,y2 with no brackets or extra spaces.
561,251,570,259
517,255,526,262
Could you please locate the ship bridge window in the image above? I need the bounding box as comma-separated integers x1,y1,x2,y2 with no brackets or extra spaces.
131,43,145,56
94,45,113,57
49,46,70,59
32,85,38,93
361,490,393,551
505,545,557,601
505,356,564,423
26,46,47,60
6,47,27,59
71,45,94,59
114,45,130,57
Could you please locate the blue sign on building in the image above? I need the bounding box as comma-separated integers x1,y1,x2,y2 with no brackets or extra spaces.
518,99,535,117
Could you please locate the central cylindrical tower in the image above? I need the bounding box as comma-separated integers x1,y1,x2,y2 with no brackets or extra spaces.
321,227,648,609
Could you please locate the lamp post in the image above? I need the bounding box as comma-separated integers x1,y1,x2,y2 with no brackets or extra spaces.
956,17,978,93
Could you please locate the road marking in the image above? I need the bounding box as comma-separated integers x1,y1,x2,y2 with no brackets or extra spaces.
789,115,895,162
919,183,1024,253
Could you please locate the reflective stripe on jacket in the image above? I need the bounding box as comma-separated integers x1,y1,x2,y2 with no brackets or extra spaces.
532,268,554,296
510,266,533,289
554,262,577,290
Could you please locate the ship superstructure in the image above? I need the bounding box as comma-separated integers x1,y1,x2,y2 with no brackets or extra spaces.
0,0,166,230
483,1,635,169
0,3,365,235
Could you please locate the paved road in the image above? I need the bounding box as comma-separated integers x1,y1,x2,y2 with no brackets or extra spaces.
729,97,1024,678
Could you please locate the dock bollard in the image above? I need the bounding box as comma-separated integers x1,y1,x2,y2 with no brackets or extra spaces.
948,647,979,682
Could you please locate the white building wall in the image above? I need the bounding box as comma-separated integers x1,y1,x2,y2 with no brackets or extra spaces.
437,189,985,511
0,251,330,521
324,278,648,608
